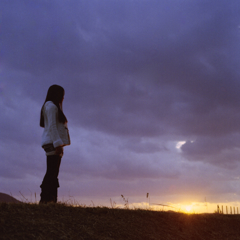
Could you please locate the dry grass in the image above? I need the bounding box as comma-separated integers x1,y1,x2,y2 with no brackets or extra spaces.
1,202,240,240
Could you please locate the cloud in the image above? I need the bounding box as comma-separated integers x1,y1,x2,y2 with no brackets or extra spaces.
119,137,168,154
61,129,180,181
0,78,41,145
1,0,240,147
181,134,240,168
1,0,240,204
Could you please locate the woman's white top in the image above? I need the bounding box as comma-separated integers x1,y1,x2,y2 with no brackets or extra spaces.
41,101,70,150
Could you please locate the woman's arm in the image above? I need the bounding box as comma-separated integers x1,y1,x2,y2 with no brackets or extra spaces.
45,103,64,148
55,146,63,155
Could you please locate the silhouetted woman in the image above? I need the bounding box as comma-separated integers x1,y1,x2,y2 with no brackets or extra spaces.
39,85,70,203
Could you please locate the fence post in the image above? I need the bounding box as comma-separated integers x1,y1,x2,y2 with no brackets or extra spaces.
230,206,232,215
226,206,228,214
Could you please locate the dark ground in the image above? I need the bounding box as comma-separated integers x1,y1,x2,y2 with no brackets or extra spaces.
0,193,21,204
1,202,240,240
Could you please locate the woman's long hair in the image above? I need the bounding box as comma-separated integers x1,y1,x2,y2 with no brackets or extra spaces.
40,85,67,127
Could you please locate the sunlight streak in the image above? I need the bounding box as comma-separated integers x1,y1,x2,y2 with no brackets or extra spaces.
176,141,186,149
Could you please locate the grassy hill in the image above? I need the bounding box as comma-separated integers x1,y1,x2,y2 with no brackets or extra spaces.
1,202,240,240
0,192,21,203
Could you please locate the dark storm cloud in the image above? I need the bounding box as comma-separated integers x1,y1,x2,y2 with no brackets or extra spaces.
1,0,240,185
59,131,179,181
2,0,238,77
119,138,168,154
0,71,41,145
66,156,179,181
181,134,240,168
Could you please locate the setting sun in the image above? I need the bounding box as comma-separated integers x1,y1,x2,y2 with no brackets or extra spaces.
185,205,192,212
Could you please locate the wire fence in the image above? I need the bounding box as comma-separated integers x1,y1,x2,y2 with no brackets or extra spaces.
216,205,239,214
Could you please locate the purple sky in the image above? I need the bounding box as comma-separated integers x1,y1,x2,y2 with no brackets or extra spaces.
1,0,240,210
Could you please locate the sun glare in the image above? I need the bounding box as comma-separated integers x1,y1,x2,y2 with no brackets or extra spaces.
185,205,192,212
